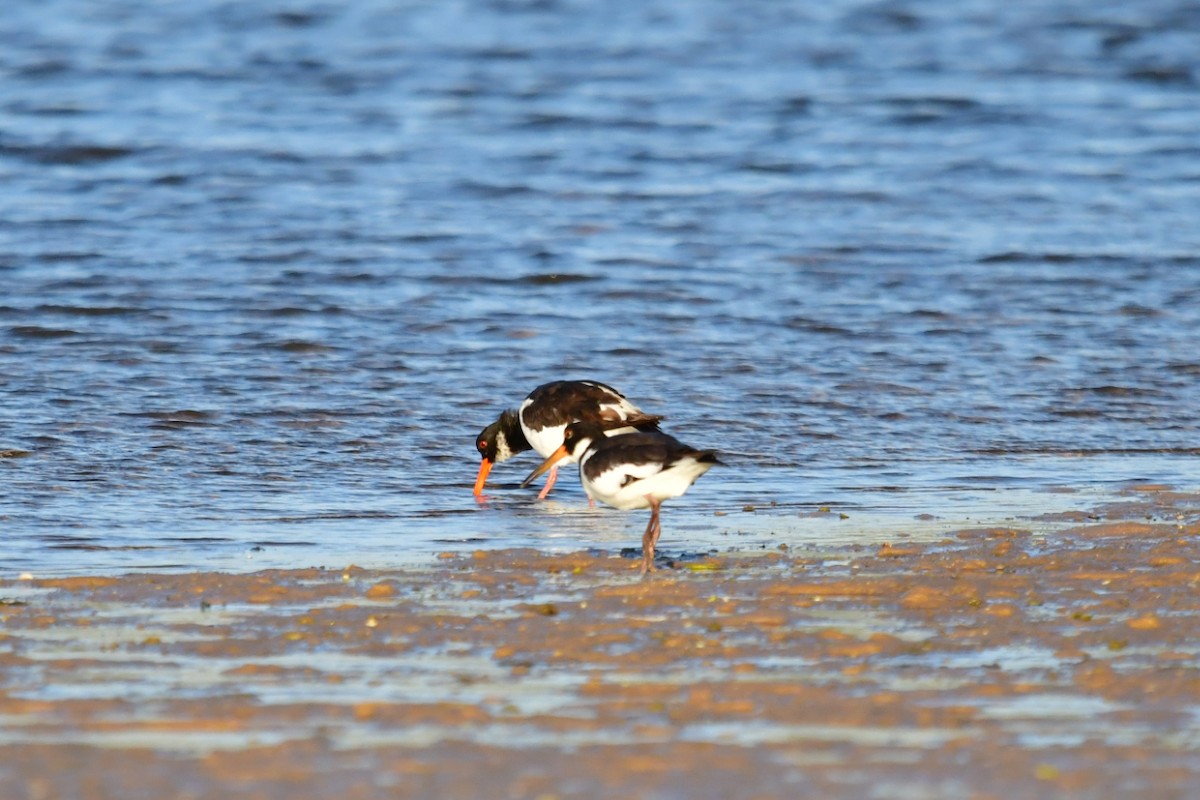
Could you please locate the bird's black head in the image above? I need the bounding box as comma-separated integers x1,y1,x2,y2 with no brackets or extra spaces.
475,408,526,464
475,420,502,463
560,419,606,455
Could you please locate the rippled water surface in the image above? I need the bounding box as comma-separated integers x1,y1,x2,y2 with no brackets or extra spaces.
2,0,1198,574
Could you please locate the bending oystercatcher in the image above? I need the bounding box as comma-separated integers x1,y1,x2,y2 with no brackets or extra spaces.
473,380,662,498
520,420,721,573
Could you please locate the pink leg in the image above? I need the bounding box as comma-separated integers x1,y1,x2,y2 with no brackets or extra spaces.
640,498,662,575
536,465,559,500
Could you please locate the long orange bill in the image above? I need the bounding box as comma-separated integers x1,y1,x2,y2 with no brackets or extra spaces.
520,445,569,489
473,459,493,495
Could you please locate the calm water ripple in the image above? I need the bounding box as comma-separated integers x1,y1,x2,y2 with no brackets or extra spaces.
2,0,1198,574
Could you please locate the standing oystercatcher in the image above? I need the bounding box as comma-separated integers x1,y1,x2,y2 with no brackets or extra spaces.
473,380,662,498
520,420,720,573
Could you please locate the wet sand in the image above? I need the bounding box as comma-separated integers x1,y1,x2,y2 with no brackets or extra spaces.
2,485,1199,799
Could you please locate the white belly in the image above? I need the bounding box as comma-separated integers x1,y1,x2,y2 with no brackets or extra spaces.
521,418,641,463
580,451,715,510
522,419,567,460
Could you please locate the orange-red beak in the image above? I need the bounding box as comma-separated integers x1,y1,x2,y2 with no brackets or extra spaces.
473,459,493,495
520,445,569,489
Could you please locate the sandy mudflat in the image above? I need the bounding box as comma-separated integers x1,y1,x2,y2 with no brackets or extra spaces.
2,486,1199,800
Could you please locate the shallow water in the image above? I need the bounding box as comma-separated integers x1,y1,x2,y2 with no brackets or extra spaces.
2,0,1198,575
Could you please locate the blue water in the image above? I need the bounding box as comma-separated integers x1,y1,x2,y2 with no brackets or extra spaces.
2,0,1198,575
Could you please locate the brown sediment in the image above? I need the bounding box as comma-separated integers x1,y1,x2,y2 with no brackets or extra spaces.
1,489,1198,798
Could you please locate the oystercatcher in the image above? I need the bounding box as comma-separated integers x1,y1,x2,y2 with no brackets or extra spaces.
473,380,662,498
520,420,721,573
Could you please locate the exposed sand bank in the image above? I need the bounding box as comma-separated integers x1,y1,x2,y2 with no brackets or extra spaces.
1,486,1198,799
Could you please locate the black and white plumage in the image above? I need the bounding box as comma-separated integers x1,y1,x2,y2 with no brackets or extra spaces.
473,380,661,498
521,419,721,573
